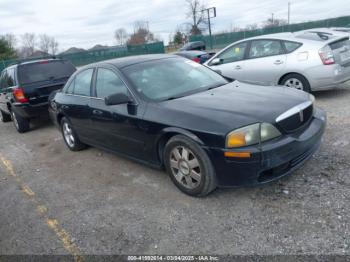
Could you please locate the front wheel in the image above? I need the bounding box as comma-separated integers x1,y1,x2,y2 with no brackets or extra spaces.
164,135,217,197
11,111,30,133
61,117,86,151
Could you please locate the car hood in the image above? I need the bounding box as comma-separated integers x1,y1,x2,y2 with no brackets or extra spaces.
147,81,312,135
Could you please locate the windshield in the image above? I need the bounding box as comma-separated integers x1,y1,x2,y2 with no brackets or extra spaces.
18,60,76,85
122,58,228,101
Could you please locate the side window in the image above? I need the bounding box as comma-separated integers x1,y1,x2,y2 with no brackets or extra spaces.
0,71,7,89
73,69,93,96
284,41,302,53
7,68,15,87
65,79,75,94
216,42,247,64
248,40,284,59
95,68,128,98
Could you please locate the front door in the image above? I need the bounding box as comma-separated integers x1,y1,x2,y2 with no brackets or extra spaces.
89,67,146,159
209,41,248,81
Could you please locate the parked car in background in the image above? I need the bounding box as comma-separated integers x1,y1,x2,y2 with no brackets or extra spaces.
174,50,215,64
0,59,76,133
179,41,206,51
205,32,350,92
49,54,326,197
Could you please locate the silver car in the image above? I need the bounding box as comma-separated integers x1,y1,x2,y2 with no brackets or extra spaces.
205,32,350,92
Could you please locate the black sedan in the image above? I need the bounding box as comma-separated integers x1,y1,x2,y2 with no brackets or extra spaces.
49,54,326,197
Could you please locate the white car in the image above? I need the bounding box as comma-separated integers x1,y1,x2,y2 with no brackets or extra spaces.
205,32,350,92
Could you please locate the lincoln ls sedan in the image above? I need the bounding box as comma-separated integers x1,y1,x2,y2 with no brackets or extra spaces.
49,54,326,197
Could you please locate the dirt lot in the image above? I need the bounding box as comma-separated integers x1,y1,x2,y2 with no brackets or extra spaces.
0,87,350,257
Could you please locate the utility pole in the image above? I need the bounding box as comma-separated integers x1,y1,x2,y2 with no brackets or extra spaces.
202,7,216,50
272,13,274,24
288,2,291,24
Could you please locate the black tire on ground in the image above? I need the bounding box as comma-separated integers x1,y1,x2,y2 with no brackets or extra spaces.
60,117,86,151
0,109,12,123
280,73,311,93
11,110,30,133
164,135,217,197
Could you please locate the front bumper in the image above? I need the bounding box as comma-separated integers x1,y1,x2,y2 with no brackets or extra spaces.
206,108,326,187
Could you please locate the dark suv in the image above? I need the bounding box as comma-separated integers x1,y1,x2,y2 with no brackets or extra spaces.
179,41,206,51
0,59,76,133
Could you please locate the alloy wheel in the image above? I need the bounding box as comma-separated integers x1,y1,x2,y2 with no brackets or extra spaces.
63,122,75,148
169,146,201,189
285,78,304,90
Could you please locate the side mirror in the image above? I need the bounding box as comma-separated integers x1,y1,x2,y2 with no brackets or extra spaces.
105,93,131,106
210,58,222,66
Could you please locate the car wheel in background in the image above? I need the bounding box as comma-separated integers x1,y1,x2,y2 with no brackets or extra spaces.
11,111,29,133
60,117,86,151
281,73,311,93
0,110,12,123
164,135,217,197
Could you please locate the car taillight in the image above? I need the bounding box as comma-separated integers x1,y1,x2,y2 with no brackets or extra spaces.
13,88,29,103
319,46,335,65
192,57,201,63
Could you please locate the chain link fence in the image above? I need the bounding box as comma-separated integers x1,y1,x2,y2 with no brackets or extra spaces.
190,16,350,50
0,42,165,72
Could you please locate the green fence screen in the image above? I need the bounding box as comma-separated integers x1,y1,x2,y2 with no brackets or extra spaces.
190,16,350,50
0,41,165,72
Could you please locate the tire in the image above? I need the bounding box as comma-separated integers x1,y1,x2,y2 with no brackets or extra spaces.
280,73,311,93
60,117,86,151
0,110,12,123
11,110,30,133
164,135,217,197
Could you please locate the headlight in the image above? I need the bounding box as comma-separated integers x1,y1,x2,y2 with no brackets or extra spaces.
226,123,281,148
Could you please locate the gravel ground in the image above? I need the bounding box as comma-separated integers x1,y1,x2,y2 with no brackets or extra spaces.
0,87,349,257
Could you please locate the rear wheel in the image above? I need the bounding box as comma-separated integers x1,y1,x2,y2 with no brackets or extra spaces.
61,117,86,151
281,74,311,93
11,111,30,133
164,135,217,197
0,110,12,123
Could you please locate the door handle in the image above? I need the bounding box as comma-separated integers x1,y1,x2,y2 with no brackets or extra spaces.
274,60,284,65
235,65,242,70
93,109,103,116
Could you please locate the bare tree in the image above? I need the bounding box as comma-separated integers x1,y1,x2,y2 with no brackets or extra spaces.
21,33,36,57
49,37,59,55
114,28,128,46
185,0,207,35
262,18,287,29
128,21,156,45
3,33,16,49
245,23,259,31
39,34,51,54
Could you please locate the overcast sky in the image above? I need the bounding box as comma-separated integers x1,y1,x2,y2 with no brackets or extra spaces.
0,0,349,51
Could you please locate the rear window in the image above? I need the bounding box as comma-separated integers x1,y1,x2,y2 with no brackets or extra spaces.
18,60,76,85
329,38,350,50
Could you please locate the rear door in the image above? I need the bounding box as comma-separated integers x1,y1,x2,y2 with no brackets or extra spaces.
208,41,248,80
241,39,287,85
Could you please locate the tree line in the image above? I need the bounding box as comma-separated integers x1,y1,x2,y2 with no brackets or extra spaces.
0,33,59,61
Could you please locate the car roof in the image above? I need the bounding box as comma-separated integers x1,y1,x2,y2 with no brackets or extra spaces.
3,58,65,71
85,54,178,69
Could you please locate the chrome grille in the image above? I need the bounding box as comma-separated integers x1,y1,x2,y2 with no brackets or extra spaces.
276,101,313,133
